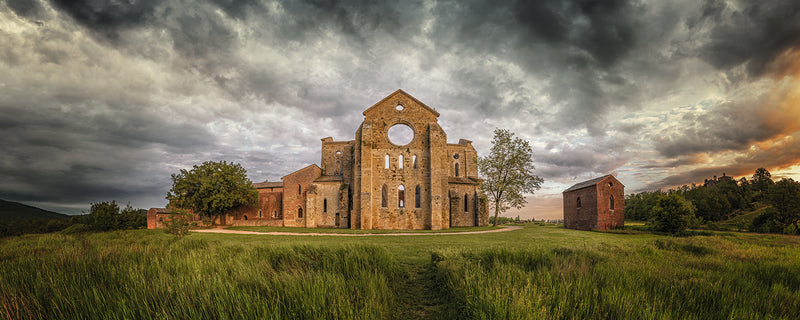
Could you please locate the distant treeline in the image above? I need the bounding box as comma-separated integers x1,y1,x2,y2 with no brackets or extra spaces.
626,168,800,234
0,201,146,237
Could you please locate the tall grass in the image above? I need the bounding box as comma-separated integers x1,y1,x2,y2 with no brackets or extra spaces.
0,231,400,320
430,234,800,319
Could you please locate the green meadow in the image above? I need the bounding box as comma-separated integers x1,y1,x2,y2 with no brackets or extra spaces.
1,225,798,319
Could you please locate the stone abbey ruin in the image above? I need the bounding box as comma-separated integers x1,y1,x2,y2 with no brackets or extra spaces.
149,90,489,230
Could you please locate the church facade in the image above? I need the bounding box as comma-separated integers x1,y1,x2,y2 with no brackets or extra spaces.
148,90,489,230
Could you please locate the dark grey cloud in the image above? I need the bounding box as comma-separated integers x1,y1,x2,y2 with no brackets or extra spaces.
700,0,800,77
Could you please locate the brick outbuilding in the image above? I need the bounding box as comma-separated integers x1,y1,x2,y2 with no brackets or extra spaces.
563,175,624,230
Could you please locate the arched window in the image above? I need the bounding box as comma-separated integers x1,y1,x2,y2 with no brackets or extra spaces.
455,163,459,177
381,185,388,207
464,194,469,212
398,185,405,207
298,184,302,195
323,198,327,213
398,155,404,169
610,195,615,210
298,207,303,218
258,210,262,218
335,160,341,175
415,185,421,208
412,155,418,169
385,155,389,169
243,215,248,220
577,197,581,209
273,210,277,218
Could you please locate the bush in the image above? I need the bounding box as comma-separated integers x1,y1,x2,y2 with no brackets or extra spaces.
163,209,195,237
650,194,698,235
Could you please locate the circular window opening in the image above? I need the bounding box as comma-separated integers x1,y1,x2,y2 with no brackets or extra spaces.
453,154,460,159
387,123,414,146
396,104,404,111
335,151,342,156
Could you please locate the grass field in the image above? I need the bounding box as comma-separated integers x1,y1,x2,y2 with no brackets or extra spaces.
1,225,798,319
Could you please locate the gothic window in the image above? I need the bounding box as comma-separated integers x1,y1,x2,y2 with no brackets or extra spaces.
464,194,469,212
243,215,248,220
324,198,327,213
455,163,459,177
273,210,277,218
335,160,341,175
398,185,405,207
298,207,303,218
610,195,615,210
415,185,421,208
412,155,418,169
298,184,302,195
385,155,389,169
399,154,404,169
381,184,388,207
577,197,581,209
258,210,262,218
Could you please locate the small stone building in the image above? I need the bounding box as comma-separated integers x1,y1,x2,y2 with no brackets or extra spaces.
562,175,624,230
148,89,489,230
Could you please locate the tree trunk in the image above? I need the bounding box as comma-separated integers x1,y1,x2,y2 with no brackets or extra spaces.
493,202,501,227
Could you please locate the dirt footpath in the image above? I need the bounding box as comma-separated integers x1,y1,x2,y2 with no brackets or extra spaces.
193,226,522,236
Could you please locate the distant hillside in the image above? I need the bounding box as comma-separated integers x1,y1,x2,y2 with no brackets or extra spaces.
0,199,70,220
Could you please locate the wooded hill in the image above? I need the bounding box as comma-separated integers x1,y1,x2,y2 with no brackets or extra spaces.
0,199,69,220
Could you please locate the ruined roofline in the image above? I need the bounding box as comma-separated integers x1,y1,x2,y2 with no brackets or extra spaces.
280,163,322,179
362,89,441,117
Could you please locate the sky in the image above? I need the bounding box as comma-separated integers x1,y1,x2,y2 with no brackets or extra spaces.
1,0,800,219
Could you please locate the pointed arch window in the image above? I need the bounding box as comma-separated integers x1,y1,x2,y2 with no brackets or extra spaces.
323,198,328,213
610,195,615,210
415,185,421,208
298,207,303,218
398,155,404,169
412,155,418,169
298,184,302,195
577,197,581,209
455,163,460,177
398,185,405,207
464,194,469,212
381,185,388,208
385,155,390,169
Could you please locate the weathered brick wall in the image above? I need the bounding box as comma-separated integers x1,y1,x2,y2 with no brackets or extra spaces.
595,177,625,230
229,187,283,223
563,188,598,230
282,165,322,227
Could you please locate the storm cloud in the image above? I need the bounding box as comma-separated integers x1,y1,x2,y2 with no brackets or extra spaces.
1,0,800,219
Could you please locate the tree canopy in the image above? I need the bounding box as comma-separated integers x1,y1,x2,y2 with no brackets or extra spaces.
478,129,543,226
166,161,258,221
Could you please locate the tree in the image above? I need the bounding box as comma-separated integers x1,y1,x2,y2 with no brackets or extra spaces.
752,167,773,200
763,178,800,233
650,193,698,235
166,161,258,224
478,129,543,226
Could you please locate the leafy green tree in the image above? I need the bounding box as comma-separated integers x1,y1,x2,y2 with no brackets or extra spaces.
166,161,258,224
478,129,543,226
650,193,698,235
89,201,121,231
752,167,773,200
761,178,800,233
